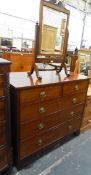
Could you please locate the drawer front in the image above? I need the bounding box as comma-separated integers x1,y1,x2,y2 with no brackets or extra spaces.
0,148,8,170
19,123,67,159
63,80,88,96
0,100,5,121
19,117,81,159
20,93,86,122
0,125,6,146
20,104,84,140
20,85,62,104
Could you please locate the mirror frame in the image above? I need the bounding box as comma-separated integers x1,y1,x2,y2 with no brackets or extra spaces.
35,0,70,63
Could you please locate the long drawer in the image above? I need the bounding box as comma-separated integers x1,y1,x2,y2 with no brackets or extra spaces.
63,80,88,96
0,148,8,170
19,85,62,104
20,93,86,122
19,117,81,159
20,104,84,140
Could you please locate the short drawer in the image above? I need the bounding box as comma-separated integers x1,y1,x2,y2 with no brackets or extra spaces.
20,93,86,122
19,85,62,104
20,104,84,140
63,80,88,96
0,148,8,170
0,124,6,146
19,117,81,159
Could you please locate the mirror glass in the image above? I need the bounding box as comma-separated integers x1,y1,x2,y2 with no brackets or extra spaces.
40,6,67,54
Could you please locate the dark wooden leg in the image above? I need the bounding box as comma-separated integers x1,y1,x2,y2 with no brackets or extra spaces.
56,63,70,77
27,64,42,80
34,64,42,80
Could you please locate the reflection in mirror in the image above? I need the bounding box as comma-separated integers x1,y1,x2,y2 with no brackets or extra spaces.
41,6,67,54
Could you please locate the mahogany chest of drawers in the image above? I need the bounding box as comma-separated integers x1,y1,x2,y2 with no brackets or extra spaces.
0,58,12,173
10,71,89,169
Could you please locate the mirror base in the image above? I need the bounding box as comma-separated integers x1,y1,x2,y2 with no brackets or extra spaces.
49,62,70,77
27,64,42,80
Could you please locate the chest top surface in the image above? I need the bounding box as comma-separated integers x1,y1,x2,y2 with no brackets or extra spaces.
10,71,89,89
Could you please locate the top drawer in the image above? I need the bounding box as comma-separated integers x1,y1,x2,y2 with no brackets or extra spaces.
19,85,62,104
63,80,88,96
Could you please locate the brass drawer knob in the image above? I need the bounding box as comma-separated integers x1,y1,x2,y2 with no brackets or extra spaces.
38,139,43,145
72,98,77,104
75,85,79,91
68,125,72,130
39,91,46,98
70,111,75,117
39,107,45,113
37,123,44,129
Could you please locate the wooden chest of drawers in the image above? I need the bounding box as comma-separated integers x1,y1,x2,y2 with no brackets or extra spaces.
0,58,12,173
10,71,89,169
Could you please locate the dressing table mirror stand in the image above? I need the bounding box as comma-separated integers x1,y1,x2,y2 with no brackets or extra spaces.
35,0,70,76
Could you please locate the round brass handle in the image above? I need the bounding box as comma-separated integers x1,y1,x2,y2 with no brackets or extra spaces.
37,123,44,130
38,139,43,145
75,85,79,91
68,125,72,130
39,91,46,98
39,107,45,113
72,98,77,104
70,111,75,117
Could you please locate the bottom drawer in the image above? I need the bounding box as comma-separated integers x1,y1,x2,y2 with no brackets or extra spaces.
19,117,81,159
0,148,8,170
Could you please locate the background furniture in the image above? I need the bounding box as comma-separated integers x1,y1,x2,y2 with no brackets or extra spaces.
3,52,34,72
10,70,89,170
74,49,91,77
0,58,12,173
81,85,91,131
